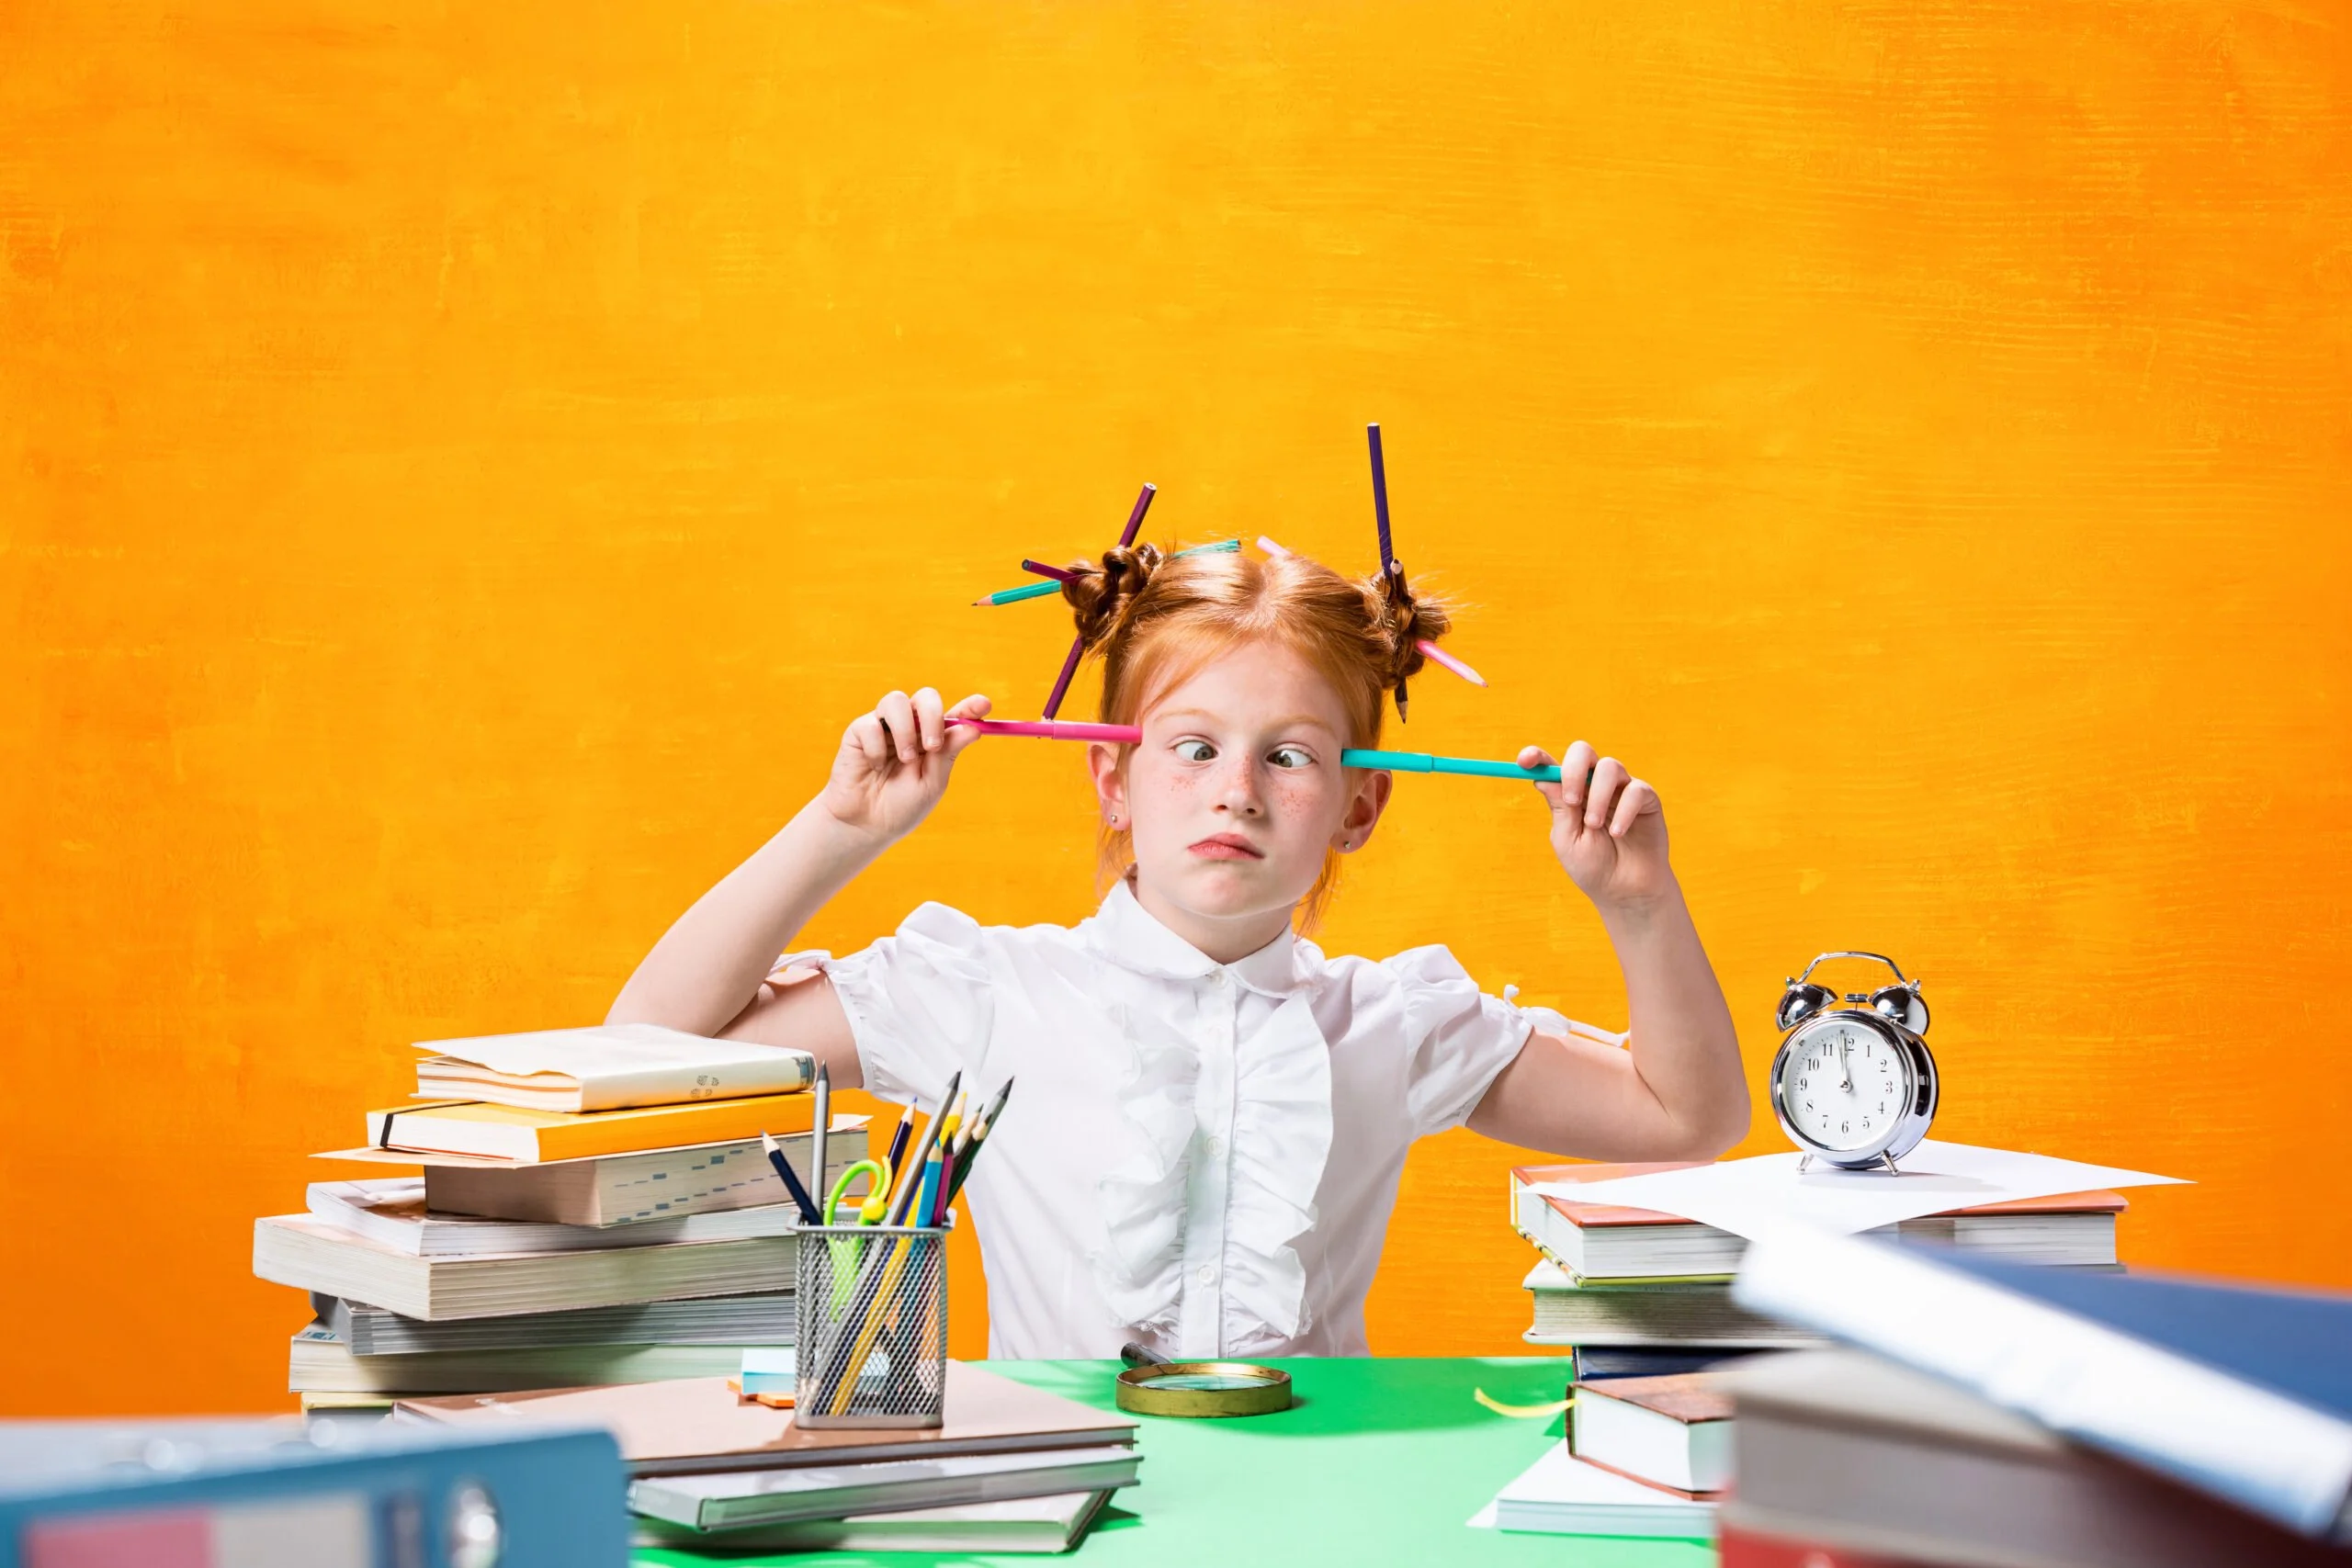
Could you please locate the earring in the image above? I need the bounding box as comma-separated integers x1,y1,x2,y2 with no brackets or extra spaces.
1107,813,1122,829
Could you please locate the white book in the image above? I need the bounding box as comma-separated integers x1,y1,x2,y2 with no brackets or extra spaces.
254,1214,797,1321
629,1445,1142,1530
305,1177,822,1258
1469,1445,1715,1540
413,1022,814,1113
631,1491,1116,1554
288,1325,774,1394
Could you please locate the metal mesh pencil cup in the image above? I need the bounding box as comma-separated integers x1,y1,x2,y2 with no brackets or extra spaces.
795,1223,950,1428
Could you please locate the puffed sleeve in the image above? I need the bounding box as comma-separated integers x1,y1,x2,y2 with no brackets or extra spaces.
1383,946,1618,1139
768,902,995,1109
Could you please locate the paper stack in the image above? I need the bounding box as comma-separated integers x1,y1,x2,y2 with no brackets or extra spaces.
251,1024,865,1413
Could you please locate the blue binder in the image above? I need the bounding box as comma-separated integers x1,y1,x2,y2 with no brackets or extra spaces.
0,1417,627,1568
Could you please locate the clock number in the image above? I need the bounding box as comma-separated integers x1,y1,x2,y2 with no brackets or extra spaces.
1839,1121,1849,1134
1798,1076,1808,1089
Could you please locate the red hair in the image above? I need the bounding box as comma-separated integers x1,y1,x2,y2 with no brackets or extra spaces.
1060,544,1451,931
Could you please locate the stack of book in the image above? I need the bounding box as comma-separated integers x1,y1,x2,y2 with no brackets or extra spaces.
1719,1226,2352,1568
1508,1161,2131,1384
396,1361,1145,1553
253,1024,865,1413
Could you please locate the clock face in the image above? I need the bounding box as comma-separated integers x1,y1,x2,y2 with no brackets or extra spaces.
1778,1016,1912,1153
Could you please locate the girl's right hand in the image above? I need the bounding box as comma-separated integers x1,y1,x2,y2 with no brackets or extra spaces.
820,688,992,843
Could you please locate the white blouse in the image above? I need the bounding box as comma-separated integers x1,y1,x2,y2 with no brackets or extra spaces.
775,880,1600,1360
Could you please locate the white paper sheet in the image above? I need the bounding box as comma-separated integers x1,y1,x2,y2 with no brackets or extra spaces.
1525,1140,2186,1240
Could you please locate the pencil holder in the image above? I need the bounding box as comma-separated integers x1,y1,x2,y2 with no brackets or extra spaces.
794,1223,950,1428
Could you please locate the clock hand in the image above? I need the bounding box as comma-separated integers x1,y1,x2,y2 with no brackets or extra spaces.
1836,1037,1852,1092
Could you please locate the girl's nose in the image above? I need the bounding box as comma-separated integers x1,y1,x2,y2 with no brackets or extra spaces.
1214,757,1264,816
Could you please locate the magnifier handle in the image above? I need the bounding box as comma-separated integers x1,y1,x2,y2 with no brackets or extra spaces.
1119,1341,1168,1371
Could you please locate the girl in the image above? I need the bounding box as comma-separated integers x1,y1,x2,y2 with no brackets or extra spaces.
608,544,1746,1359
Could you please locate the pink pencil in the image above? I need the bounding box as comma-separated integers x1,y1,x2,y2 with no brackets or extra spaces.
1258,536,1486,689
949,717,1141,742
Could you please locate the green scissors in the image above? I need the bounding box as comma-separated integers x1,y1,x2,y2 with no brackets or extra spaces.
824,1158,890,1316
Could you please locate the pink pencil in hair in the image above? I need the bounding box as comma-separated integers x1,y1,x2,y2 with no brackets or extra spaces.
1258,536,1485,689
948,717,1140,742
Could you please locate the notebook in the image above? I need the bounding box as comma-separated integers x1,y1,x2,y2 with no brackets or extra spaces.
414,1023,814,1113
628,1444,1142,1530
362,1092,821,1163
254,1214,797,1321
397,1362,1137,1477
1734,1227,2352,1543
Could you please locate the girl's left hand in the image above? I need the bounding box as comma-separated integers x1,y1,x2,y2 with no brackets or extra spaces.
1522,741,1673,912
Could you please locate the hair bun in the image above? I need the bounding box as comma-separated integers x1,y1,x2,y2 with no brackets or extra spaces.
1062,542,1165,649
1371,560,1450,697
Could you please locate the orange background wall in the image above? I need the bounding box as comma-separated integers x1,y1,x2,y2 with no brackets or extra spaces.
4,3,2348,1415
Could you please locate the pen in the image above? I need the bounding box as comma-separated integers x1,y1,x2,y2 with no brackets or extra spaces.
760,1131,821,1225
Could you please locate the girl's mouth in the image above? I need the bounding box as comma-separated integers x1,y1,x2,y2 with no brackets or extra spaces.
1188,833,1265,861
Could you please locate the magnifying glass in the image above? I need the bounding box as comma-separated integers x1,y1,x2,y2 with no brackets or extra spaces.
1114,1342,1293,1418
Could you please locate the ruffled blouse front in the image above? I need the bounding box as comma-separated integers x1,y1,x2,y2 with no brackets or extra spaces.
779,881,1581,1360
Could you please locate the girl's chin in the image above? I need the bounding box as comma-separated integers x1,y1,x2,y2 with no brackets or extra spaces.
1148,860,1315,916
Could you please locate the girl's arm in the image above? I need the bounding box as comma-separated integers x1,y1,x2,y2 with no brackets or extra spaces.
605,687,990,1085
1467,741,1750,1162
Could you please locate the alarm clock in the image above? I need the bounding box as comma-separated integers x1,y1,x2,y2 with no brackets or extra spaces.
1769,951,1938,1172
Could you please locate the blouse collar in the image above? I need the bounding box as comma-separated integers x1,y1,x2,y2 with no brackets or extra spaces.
1090,877,1308,998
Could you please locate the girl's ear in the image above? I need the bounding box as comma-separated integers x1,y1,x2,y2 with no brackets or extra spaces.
1086,740,1130,826
1334,766,1393,852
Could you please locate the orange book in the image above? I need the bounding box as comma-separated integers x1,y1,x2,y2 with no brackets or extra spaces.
363,1093,821,1164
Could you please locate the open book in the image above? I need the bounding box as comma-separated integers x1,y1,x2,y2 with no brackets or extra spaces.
414,1022,814,1112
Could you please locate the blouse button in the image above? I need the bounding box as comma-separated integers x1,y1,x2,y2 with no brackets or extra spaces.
1205,1134,1225,1157
1196,1261,1217,1285
1207,970,1228,988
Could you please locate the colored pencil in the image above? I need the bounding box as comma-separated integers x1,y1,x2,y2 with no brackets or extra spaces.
883,1103,915,1185
1367,423,1396,576
972,580,1060,607
808,1064,831,1218
759,1131,821,1224
1258,536,1483,690
977,538,1236,610
886,1071,958,1226
945,717,1136,741
946,1077,1014,1204
944,722,1573,783
1042,483,1156,719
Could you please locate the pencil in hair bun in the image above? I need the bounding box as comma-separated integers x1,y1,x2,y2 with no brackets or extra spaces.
1061,542,1165,650
1370,559,1451,714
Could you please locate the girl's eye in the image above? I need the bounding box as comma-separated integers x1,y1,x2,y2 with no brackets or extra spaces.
1174,739,1217,763
1268,745,1316,770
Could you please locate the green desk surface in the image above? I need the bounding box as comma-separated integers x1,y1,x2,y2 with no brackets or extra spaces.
633,1358,1716,1568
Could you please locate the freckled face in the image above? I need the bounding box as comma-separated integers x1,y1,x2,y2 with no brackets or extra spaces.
1114,641,1377,928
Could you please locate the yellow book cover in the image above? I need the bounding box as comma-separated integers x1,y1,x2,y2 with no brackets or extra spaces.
365,1092,819,1163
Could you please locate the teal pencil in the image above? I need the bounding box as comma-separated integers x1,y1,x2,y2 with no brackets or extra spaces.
1340,749,1572,784
971,539,1239,607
